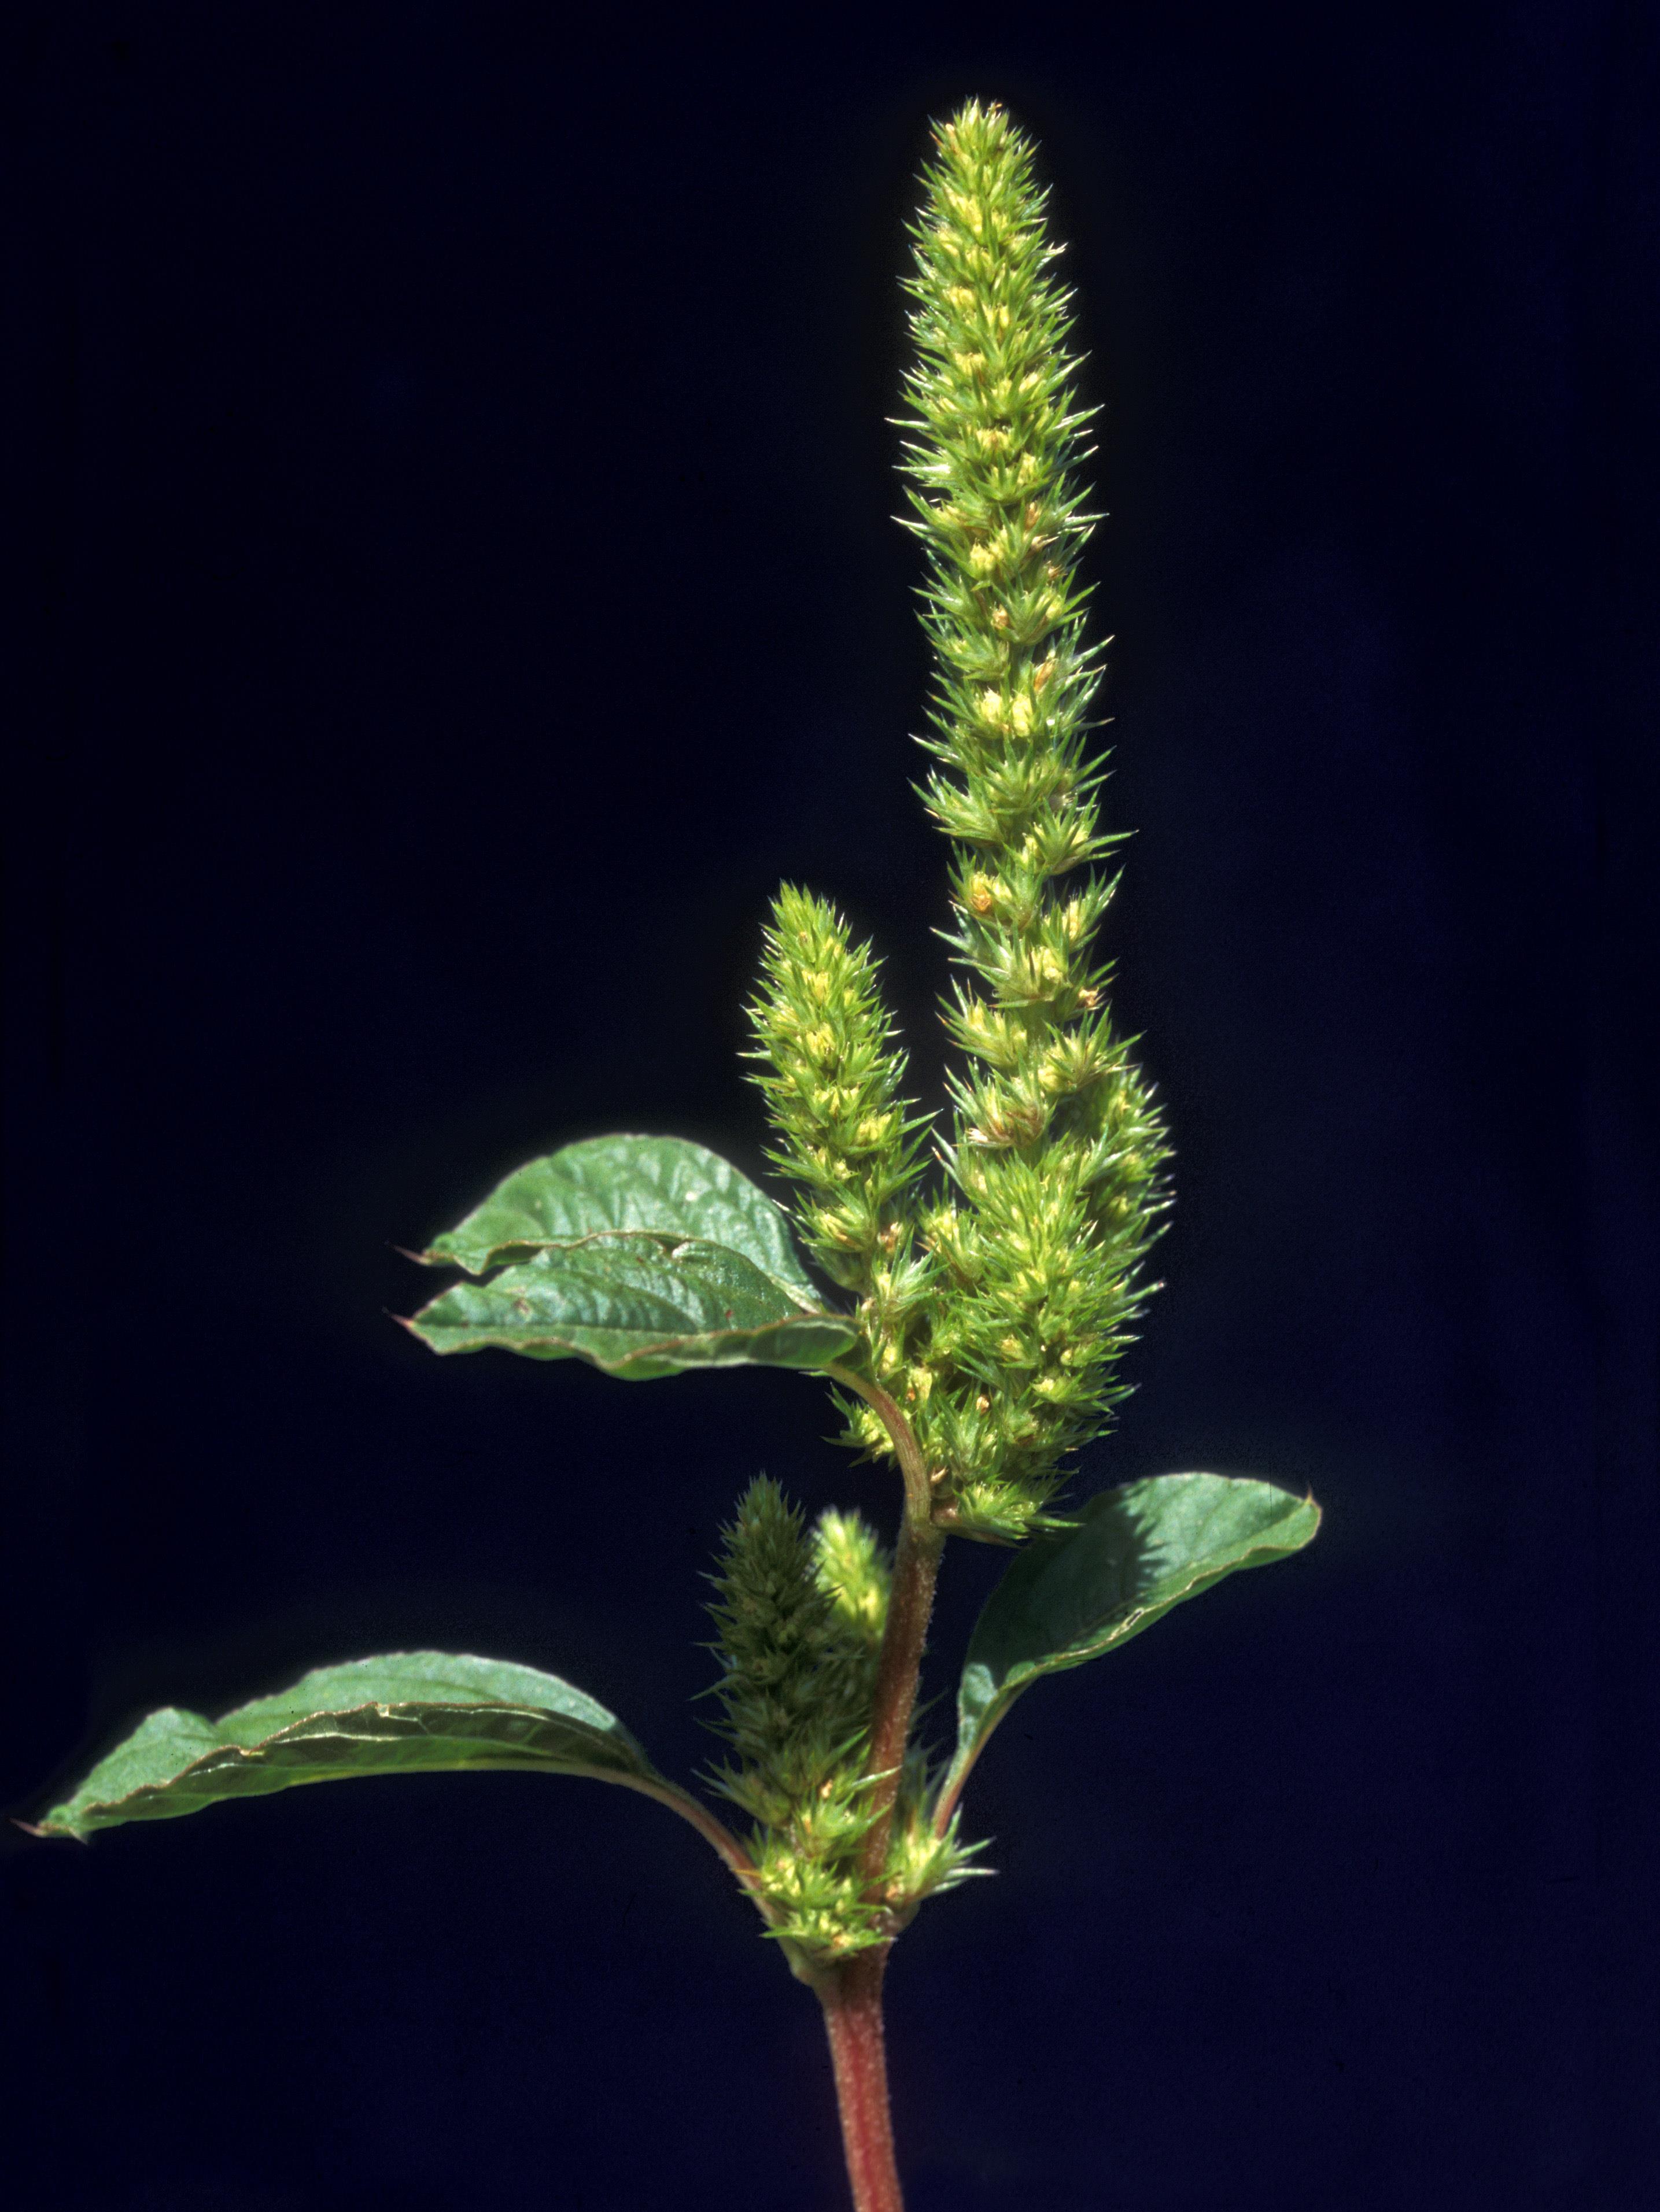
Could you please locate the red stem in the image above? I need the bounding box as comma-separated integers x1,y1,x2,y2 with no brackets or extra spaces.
824,1362,945,1886
817,1951,905,2212
860,1509,944,1882
814,1362,947,2208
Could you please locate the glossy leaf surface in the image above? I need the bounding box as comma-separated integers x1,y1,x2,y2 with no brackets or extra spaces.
402,1237,857,1376
947,1474,1320,1799
28,1652,661,1840
418,1133,820,1302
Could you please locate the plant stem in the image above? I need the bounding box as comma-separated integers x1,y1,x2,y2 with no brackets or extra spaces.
816,1950,905,2212
825,1364,946,1882
825,1361,934,1522
861,1506,944,1880
810,1362,940,2210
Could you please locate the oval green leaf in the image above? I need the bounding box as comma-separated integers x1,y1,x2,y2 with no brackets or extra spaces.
418,1133,821,1305
25,1652,663,1841
401,1235,858,1377
944,1473,1320,1811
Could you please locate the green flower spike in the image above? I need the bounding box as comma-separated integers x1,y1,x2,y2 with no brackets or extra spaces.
743,106,1169,1546
699,1476,890,1962
890,98,1174,1543
746,885,934,1403
698,1478,979,1963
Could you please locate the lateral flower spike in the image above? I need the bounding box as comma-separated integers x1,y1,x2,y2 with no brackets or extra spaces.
696,1478,980,1964
889,99,1174,1543
746,885,934,1397
699,1478,891,1963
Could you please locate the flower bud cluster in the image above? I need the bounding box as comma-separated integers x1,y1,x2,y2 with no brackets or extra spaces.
700,1479,976,1960
884,99,1171,1541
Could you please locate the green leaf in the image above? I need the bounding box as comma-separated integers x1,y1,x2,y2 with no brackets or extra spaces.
402,1236,858,1377
403,1239,858,1371
419,1133,821,1304
945,1474,1319,1807
25,1652,664,1841
403,1134,856,1378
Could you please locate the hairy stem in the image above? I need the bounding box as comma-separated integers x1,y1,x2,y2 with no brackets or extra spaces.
825,1363,933,1523
817,1950,905,2212
861,1510,944,1882
825,1363,946,1886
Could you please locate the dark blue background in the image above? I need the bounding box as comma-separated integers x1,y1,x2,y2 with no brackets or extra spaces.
6,5,1656,2208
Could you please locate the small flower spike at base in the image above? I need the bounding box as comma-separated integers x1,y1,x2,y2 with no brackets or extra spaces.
698,1479,979,1969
